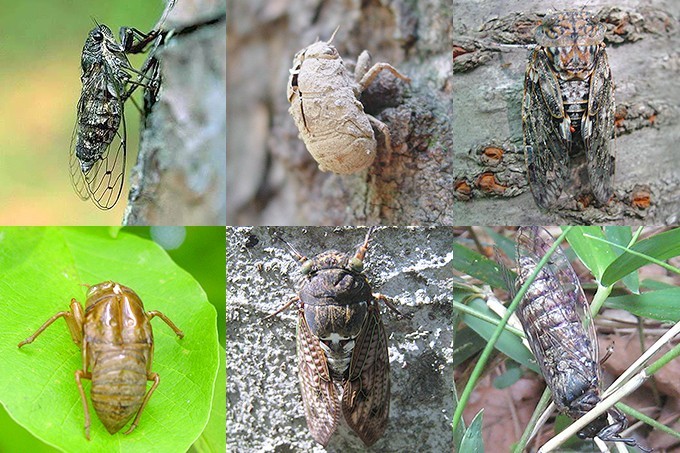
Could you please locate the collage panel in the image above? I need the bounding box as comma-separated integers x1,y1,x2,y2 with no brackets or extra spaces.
0,1,226,226
227,226,454,450
226,2,453,226
0,227,225,452
452,1,680,225
453,226,680,452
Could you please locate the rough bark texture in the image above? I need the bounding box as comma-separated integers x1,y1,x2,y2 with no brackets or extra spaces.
227,226,454,451
124,0,227,225
227,0,453,226
453,0,680,225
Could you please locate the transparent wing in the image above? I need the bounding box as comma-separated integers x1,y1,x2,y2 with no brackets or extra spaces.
585,48,615,205
69,70,127,210
297,312,339,447
522,49,570,209
342,299,390,447
515,227,600,398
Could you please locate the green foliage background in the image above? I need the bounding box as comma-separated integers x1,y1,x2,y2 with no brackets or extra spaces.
0,226,225,452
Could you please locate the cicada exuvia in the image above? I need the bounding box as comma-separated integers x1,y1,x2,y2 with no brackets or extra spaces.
512,226,643,449
69,21,165,210
267,228,401,447
522,11,615,209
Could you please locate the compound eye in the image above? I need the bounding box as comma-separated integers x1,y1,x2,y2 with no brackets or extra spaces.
300,260,313,275
92,30,103,42
349,257,364,272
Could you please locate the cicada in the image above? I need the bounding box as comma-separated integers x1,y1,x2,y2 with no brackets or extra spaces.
69,22,165,210
522,11,615,209
513,227,641,448
267,228,401,447
18,281,184,439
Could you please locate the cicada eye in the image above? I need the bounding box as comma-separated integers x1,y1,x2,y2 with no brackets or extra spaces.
92,31,104,42
300,260,313,275
349,257,364,272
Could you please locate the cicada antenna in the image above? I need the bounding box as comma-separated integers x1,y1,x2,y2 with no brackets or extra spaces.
328,26,340,44
272,231,307,264
354,226,375,262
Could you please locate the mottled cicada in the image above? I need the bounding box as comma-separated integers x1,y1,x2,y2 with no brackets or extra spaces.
267,228,401,447
69,22,165,210
513,227,642,448
523,11,615,209
18,281,184,439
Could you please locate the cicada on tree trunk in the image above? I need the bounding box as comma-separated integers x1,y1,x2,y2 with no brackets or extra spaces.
267,228,401,447
69,17,168,210
512,227,643,449
522,11,615,209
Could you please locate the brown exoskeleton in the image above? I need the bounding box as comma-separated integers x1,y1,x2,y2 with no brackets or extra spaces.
288,29,410,174
18,281,184,440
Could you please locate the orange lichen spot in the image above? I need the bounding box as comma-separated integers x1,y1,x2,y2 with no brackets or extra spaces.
631,188,651,209
647,114,657,125
454,179,472,200
452,46,470,59
476,172,507,194
482,146,504,163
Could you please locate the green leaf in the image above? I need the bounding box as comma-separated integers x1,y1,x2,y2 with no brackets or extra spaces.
0,228,219,453
190,346,226,453
493,363,522,390
602,229,680,286
604,227,639,294
452,243,506,289
459,410,484,453
461,299,539,374
565,227,616,281
605,288,680,322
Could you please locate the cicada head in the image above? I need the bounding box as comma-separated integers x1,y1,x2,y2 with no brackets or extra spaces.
535,11,606,79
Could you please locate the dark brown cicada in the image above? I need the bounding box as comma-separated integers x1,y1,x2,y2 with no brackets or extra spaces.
18,281,184,439
268,228,400,447
513,227,642,448
523,11,615,209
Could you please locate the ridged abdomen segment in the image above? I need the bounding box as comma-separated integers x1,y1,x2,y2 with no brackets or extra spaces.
90,347,148,434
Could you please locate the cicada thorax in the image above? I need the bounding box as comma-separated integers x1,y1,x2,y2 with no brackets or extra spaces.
83,282,153,434
298,251,373,380
76,25,131,173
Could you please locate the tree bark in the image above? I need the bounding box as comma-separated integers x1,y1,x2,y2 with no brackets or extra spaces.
452,1,680,225
227,0,453,226
124,0,227,225
226,226,454,451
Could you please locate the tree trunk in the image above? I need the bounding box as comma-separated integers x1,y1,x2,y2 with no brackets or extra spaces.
227,0,453,225
452,1,680,225
124,0,227,225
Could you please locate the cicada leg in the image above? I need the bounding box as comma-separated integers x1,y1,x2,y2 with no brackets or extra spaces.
123,372,160,435
75,369,93,440
18,299,85,347
146,310,185,338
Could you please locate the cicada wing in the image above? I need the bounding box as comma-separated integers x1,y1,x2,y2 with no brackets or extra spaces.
342,300,390,447
515,227,600,401
584,47,615,205
69,68,127,210
523,49,570,209
297,312,339,447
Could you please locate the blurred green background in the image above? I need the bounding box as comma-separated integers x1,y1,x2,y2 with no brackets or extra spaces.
0,0,169,224
0,226,225,451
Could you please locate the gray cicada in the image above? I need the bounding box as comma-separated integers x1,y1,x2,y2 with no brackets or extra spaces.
523,11,615,209
267,228,400,447
69,22,164,210
513,227,642,448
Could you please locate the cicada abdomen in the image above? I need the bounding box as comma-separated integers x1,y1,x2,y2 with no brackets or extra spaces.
271,228,398,447
522,11,615,209
514,227,641,448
